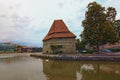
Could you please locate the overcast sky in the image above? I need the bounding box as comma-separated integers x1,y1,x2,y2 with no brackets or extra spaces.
0,0,120,47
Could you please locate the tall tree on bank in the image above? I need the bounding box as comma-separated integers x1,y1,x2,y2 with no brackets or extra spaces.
81,2,118,53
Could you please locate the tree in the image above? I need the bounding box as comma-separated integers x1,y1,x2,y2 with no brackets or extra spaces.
114,20,120,37
81,2,118,53
106,7,120,37
76,39,86,50
50,45,62,54
106,7,117,23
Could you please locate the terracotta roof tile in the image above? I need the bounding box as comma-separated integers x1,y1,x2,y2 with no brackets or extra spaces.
43,19,76,41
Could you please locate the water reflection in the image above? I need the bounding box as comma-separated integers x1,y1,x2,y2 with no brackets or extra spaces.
43,60,77,80
0,56,19,64
0,55,120,80
43,60,120,80
0,55,46,80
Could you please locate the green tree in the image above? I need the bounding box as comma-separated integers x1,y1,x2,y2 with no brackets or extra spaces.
50,45,62,54
106,7,120,37
76,38,86,50
106,7,117,23
114,20,120,37
81,2,118,53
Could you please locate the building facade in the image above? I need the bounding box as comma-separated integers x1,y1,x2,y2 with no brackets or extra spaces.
0,42,14,53
42,20,76,54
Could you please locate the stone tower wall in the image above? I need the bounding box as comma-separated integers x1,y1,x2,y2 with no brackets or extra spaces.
42,38,76,54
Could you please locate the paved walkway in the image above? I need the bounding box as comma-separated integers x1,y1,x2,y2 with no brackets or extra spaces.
30,52,120,61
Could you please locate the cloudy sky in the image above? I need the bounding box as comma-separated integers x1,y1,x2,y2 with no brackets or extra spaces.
0,0,120,47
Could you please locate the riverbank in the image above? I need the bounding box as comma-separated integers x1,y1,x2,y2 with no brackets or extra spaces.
0,53,33,57
30,52,120,61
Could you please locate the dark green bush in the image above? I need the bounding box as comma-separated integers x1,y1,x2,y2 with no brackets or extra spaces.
109,48,120,52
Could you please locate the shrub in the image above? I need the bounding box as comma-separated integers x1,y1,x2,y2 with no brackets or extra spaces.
109,48,120,52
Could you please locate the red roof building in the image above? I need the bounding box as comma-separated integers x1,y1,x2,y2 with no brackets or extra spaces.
43,20,76,41
42,19,76,54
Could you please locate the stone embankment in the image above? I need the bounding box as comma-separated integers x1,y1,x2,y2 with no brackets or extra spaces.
30,52,120,61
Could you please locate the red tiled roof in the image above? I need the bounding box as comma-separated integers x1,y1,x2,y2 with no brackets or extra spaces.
43,19,76,41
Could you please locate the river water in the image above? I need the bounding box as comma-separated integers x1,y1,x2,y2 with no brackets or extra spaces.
0,53,120,80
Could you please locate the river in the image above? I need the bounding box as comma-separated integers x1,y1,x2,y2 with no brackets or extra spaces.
0,53,120,80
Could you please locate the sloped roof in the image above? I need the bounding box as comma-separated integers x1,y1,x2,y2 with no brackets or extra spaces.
43,19,76,41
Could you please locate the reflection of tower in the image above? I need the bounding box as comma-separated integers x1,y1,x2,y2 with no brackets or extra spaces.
42,60,120,80
42,60,77,80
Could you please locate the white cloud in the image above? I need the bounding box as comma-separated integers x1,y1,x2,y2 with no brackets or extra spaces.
0,0,120,47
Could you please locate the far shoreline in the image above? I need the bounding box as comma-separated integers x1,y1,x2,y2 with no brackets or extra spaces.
0,52,120,61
